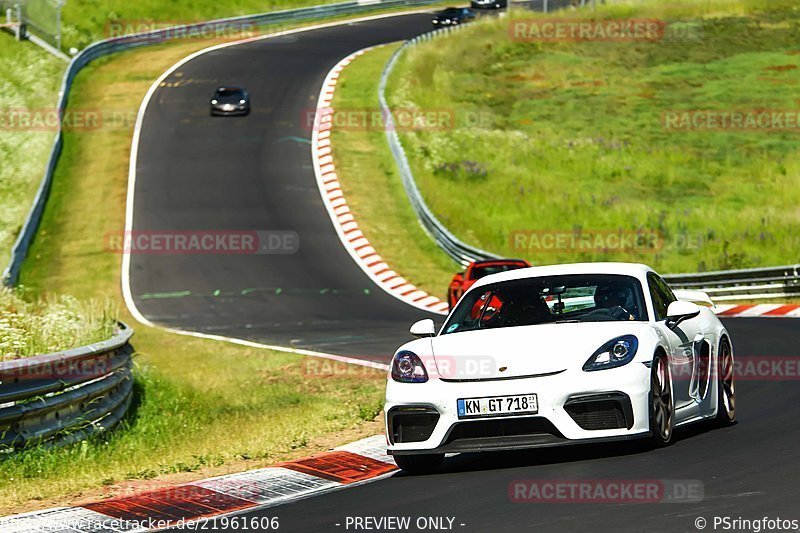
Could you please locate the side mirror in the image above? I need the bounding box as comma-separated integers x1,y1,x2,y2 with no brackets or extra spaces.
665,300,701,330
409,319,436,338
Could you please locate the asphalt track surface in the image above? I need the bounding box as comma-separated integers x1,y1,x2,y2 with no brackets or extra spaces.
231,319,800,532
130,13,443,362
133,7,800,533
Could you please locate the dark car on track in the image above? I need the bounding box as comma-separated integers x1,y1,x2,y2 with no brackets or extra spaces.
470,0,507,9
210,87,250,116
432,7,476,27
448,258,531,310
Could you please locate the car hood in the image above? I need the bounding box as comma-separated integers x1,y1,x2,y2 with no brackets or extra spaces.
429,321,654,380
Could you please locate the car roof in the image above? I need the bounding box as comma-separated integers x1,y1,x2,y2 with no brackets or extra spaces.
472,259,528,267
468,262,655,292
216,86,244,92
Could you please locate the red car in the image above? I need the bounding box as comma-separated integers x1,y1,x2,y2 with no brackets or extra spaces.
447,259,531,310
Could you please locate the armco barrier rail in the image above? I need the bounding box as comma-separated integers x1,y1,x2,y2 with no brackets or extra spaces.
662,264,800,301
379,27,800,300
379,25,495,269
1,0,438,287
0,322,134,450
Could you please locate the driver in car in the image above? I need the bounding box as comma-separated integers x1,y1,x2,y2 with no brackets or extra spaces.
593,283,638,321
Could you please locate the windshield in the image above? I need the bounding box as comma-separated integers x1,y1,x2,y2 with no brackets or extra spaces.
441,8,460,14
216,88,243,98
442,274,648,334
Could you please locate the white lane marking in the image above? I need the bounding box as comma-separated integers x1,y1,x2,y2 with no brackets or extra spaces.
122,11,439,370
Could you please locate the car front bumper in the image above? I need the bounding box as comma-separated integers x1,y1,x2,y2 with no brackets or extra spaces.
211,104,249,115
385,361,651,455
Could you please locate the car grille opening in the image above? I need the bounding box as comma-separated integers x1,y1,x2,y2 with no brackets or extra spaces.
388,407,439,444
443,417,563,446
564,393,633,430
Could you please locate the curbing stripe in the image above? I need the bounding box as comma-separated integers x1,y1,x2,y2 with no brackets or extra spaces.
190,467,338,504
0,436,396,531
713,304,800,318
310,47,449,316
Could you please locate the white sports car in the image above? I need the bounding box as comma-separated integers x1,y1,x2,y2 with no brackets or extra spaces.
385,262,736,473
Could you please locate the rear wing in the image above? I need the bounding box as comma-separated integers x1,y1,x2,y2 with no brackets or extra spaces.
673,289,714,308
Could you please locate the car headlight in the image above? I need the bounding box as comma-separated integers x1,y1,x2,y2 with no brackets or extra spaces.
239,99,246,104
583,335,638,371
391,351,428,383
211,99,218,104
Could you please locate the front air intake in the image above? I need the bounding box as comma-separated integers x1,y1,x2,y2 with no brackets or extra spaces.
564,393,634,430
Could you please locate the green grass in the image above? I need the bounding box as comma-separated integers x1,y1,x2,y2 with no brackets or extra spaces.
0,287,116,361
330,44,457,296
387,0,800,274
62,0,408,49
0,328,386,513
1,27,395,514
0,33,65,270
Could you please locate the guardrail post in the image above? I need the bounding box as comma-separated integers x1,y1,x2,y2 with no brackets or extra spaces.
14,3,23,40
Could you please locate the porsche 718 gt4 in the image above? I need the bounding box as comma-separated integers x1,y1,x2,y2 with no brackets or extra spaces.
385,262,736,474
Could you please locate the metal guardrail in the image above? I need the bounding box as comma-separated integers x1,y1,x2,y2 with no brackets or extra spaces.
0,322,134,450
2,0,438,287
379,25,800,300
379,25,496,269
662,265,800,301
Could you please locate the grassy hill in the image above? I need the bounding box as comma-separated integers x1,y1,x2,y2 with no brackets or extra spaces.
388,0,800,273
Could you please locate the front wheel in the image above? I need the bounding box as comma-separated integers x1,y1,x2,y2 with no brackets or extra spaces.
715,337,736,426
649,353,674,447
394,454,444,475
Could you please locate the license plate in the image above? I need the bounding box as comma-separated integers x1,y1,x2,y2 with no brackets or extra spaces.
457,394,538,419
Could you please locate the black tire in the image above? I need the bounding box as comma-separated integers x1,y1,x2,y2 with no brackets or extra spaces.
649,352,674,447
715,337,736,426
394,454,444,475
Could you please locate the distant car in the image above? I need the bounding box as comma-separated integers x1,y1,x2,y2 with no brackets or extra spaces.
432,7,476,27
448,259,530,310
470,0,507,9
210,87,250,116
